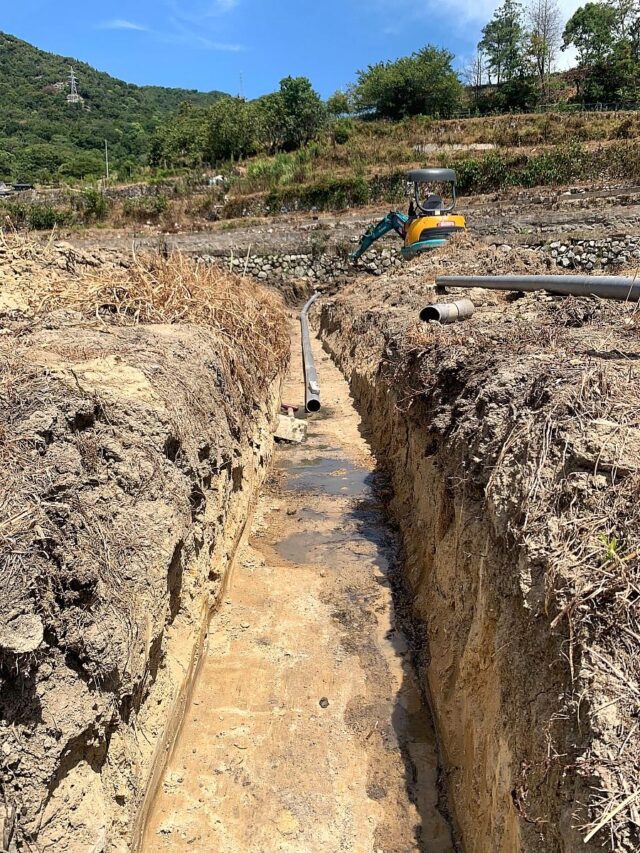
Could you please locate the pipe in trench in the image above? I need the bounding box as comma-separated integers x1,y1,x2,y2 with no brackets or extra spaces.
301,293,321,413
436,274,640,302
420,298,475,324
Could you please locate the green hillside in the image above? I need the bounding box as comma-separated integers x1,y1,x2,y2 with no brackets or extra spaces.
0,32,224,183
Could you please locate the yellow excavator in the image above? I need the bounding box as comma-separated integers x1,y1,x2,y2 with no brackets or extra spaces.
351,168,466,261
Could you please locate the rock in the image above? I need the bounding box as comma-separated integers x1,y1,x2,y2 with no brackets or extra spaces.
0,613,44,654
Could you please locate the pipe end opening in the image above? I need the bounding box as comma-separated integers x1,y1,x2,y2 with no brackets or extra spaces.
420,306,440,322
306,399,321,414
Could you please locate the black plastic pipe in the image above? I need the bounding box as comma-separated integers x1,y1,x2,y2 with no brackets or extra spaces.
301,293,321,414
436,274,640,302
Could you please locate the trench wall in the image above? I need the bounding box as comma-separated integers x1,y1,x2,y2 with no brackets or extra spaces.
0,319,284,852
318,307,595,853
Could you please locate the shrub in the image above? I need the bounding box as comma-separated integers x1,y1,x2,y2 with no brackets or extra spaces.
0,202,71,230
122,194,169,223
82,188,109,222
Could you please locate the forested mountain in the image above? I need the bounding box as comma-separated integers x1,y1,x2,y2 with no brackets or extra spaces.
0,32,224,182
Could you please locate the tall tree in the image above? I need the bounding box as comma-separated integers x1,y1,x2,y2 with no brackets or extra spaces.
527,0,563,97
353,45,462,119
480,0,526,84
205,97,258,163
255,77,325,153
562,2,617,67
463,51,486,106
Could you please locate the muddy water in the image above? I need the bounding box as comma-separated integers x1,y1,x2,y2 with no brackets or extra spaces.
142,328,453,853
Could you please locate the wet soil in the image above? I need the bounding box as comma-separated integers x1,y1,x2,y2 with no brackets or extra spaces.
142,325,454,853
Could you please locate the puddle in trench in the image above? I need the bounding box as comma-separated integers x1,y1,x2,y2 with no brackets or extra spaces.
275,503,392,573
276,453,372,496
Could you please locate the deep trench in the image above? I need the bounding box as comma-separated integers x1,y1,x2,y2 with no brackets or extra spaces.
139,319,457,853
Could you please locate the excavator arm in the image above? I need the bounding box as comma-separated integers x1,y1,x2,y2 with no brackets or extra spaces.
351,211,409,261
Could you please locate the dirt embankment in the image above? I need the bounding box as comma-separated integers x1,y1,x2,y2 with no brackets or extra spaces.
0,239,288,850
318,237,640,852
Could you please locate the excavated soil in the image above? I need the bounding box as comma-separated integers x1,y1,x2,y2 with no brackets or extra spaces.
318,235,640,852
3,210,640,853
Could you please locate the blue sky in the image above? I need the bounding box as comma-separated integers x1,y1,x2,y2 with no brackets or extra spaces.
2,0,580,98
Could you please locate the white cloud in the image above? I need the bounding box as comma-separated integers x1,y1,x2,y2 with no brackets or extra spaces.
208,0,240,12
159,16,244,51
163,0,240,23
99,19,149,31
97,7,243,52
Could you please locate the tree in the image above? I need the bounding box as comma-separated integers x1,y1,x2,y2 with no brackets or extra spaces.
480,0,526,84
353,45,462,119
562,2,627,101
326,90,351,117
562,2,617,67
276,76,325,150
527,0,563,97
463,50,486,106
154,102,210,167
204,97,258,163
255,77,325,152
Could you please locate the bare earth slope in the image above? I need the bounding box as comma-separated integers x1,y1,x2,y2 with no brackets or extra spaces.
0,239,288,850
318,236,640,852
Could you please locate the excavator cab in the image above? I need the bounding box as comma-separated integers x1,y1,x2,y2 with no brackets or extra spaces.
351,167,466,262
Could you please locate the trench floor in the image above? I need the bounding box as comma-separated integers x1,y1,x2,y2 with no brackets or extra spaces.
142,327,453,853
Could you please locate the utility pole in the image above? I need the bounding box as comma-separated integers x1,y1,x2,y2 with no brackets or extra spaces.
239,71,245,99
104,140,109,183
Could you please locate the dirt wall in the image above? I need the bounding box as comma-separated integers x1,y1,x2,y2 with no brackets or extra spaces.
317,251,640,852
0,275,286,850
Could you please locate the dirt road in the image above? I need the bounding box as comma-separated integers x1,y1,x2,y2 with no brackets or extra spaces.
142,324,454,853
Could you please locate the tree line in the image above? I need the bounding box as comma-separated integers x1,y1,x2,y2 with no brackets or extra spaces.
4,5,640,183
465,0,640,110
156,0,640,170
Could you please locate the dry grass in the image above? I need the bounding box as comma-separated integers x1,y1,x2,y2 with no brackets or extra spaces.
0,230,289,392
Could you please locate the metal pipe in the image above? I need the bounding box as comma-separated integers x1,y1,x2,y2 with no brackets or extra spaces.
301,292,321,414
420,298,475,324
436,274,640,302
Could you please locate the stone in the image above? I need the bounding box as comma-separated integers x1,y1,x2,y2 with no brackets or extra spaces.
0,613,44,654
